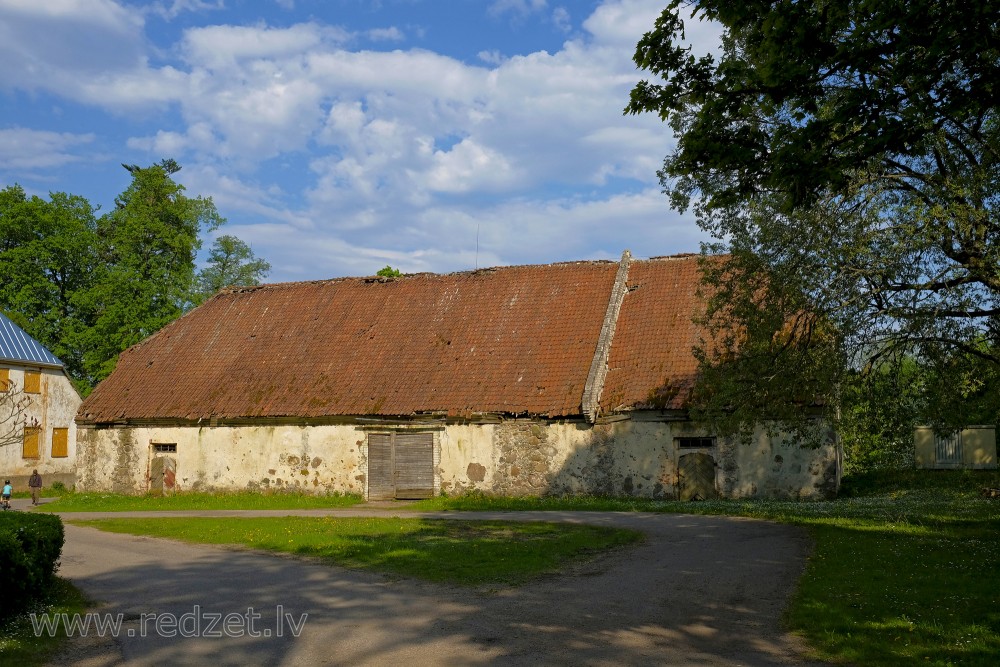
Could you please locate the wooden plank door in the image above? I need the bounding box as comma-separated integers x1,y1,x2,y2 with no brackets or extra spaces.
149,456,176,495
677,452,718,501
367,433,395,500
367,432,434,500
393,432,434,499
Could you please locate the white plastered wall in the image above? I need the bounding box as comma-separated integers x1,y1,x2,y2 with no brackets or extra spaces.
1,365,81,486
76,414,840,499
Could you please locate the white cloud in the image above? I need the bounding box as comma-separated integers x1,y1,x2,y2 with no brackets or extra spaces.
0,0,140,28
421,139,519,193
0,127,94,170
406,188,700,269
146,0,224,20
0,0,145,91
551,6,571,33
583,0,667,46
126,122,218,158
367,27,404,42
477,50,506,66
181,23,348,69
488,0,547,19
218,186,701,282
0,0,719,280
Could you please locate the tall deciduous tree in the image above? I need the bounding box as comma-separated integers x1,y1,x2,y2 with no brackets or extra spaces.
1,161,271,394
77,160,224,384
627,1,1000,440
0,185,99,383
194,235,271,304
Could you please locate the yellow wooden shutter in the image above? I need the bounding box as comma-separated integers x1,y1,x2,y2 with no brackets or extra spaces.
0,368,9,388
23,371,41,394
22,427,40,458
51,428,69,458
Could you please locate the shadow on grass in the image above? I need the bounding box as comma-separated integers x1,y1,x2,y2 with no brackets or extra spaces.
55,514,825,666
77,518,643,587
789,518,1000,666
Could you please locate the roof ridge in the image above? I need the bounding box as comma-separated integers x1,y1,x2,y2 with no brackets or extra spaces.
221,258,625,294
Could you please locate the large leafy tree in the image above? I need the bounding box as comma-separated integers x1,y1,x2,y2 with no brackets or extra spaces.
627,1,1000,441
193,235,271,305
0,161,268,393
0,185,99,382
78,160,224,384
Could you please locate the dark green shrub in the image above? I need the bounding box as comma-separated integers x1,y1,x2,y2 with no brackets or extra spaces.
0,512,64,621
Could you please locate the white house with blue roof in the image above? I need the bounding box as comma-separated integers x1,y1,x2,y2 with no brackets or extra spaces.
0,312,81,489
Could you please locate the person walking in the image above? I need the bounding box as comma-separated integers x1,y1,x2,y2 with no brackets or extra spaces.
28,469,42,506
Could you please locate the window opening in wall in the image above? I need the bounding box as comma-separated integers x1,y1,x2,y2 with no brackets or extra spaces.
22,427,40,458
23,371,41,394
676,437,716,449
152,443,177,453
51,428,69,458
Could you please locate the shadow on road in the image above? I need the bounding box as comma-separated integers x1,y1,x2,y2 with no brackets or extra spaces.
51,513,827,666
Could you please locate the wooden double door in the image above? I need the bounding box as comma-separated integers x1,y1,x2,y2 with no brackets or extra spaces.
367,432,435,500
677,452,718,501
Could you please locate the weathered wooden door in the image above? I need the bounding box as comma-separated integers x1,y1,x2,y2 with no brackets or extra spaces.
367,432,434,500
677,452,717,501
149,456,176,495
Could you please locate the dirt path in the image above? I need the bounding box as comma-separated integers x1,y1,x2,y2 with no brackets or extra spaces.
43,508,827,666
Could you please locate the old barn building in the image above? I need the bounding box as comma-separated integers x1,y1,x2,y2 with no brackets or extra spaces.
1,312,82,487
75,253,840,500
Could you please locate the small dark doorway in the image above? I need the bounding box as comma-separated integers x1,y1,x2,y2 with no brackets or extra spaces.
677,452,717,501
367,432,435,500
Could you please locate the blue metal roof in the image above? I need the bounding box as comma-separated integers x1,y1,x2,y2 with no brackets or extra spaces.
0,312,63,368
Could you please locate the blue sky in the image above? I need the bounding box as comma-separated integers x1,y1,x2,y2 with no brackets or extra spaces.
0,0,721,283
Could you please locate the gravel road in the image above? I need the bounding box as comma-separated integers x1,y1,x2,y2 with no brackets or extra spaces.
41,507,829,666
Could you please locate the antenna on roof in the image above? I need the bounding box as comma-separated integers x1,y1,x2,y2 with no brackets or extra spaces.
476,224,479,271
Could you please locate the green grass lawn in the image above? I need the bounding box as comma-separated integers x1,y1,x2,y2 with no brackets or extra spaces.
38,470,1000,665
40,490,364,512
0,578,89,666
72,516,643,586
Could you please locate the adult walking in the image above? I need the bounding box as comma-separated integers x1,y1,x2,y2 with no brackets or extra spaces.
28,469,42,506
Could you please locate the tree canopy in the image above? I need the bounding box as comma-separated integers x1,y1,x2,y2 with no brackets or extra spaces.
0,161,270,393
194,235,272,305
627,1,1000,441
0,186,99,382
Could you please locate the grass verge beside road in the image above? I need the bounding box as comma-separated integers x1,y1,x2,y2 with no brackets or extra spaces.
40,490,364,512
0,578,89,666
421,471,1000,666
72,516,643,586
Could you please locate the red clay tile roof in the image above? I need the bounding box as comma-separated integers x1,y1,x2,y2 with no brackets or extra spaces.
79,261,621,422
78,255,711,423
600,255,704,412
